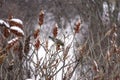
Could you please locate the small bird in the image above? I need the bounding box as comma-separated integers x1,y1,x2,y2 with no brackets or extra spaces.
49,36,64,46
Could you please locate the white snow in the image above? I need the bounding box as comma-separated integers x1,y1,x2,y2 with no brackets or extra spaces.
28,13,88,80
25,79,33,80
10,26,24,36
0,19,10,28
8,37,19,44
0,19,4,24
10,18,23,25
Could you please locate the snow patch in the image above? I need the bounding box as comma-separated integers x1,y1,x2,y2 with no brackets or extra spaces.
10,18,23,25
0,19,10,28
10,26,24,35
0,19,4,24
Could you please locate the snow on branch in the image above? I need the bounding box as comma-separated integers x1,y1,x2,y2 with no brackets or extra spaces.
10,26,24,37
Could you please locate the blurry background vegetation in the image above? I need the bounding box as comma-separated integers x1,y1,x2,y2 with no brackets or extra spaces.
0,0,120,80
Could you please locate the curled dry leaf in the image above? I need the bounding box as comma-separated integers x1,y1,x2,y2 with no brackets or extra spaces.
34,29,40,39
7,37,19,49
74,19,81,33
10,26,24,37
38,10,44,26
9,18,23,29
53,23,58,38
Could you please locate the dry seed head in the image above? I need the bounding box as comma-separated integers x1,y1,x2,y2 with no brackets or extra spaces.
34,39,40,50
53,23,58,38
34,29,40,39
9,18,23,29
38,10,44,26
74,19,81,33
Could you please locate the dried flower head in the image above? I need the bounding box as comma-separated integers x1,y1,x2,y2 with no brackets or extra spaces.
9,18,23,29
10,26,24,37
34,29,40,39
38,10,44,26
74,19,81,33
34,39,40,50
53,23,58,38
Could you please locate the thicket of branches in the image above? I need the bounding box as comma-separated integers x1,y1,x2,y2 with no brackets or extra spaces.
0,0,120,80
